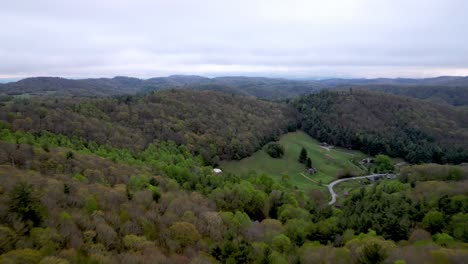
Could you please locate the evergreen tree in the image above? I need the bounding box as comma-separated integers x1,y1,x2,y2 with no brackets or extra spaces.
306,157,312,168
299,147,308,164
8,181,44,227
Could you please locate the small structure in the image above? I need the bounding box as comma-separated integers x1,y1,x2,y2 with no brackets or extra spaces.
213,168,223,175
307,168,317,174
360,157,374,164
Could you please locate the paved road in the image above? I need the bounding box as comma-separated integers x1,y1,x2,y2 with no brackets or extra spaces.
327,174,395,205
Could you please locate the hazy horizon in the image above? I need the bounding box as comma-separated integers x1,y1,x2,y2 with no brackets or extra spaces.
2,0,468,79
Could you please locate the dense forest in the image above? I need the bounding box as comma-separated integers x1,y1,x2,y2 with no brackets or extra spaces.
3,75,468,102
0,90,297,165
292,90,468,164
0,123,467,263
0,77,467,263
354,85,468,106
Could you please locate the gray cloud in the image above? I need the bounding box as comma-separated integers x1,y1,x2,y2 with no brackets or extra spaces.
1,0,468,78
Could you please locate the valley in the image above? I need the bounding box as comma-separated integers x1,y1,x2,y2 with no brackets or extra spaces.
0,78,467,263
221,131,366,191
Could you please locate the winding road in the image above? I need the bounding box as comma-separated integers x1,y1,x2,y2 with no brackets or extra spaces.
327,174,396,205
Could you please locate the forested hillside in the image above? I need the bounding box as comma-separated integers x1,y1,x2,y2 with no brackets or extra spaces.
0,126,467,263
292,90,468,164
0,90,297,164
3,75,468,103
351,85,468,106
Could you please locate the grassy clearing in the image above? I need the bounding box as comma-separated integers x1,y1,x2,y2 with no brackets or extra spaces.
221,131,366,190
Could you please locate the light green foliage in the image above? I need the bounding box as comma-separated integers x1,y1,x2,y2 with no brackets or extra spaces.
0,226,16,254
123,234,153,251
31,227,62,253
38,256,69,264
377,181,409,194
0,248,42,264
222,131,366,190
433,233,454,247
169,222,201,247
375,154,394,173
423,211,445,234
450,213,468,242
72,173,87,183
58,211,72,222
269,251,288,264
212,181,267,219
272,234,291,253
128,175,148,190
220,211,252,234
284,219,312,246
278,204,310,223
84,195,98,214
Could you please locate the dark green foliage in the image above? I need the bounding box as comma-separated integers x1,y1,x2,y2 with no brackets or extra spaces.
265,143,285,158
292,90,468,164
357,243,388,264
66,151,74,160
63,184,70,195
8,182,44,227
0,90,297,165
299,147,307,164
0,83,467,262
339,185,412,241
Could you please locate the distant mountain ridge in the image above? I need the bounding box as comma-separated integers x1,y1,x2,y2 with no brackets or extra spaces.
1,75,468,104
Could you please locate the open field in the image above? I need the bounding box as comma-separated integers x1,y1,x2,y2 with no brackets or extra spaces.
221,131,366,190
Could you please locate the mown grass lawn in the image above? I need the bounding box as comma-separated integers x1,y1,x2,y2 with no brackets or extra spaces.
221,131,366,190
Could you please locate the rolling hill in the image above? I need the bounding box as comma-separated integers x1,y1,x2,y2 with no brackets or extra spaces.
0,89,298,164
292,90,468,164
2,75,468,104
221,131,366,190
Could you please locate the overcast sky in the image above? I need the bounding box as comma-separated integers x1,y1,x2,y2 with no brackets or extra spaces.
1,0,468,79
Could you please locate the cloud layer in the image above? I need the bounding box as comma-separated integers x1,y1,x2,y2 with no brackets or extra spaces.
1,0,468,78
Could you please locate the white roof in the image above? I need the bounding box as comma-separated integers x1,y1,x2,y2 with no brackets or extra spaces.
213,168,222,173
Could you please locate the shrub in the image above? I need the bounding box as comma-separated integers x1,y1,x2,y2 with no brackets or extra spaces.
0,248,42,264
123,234,153,251
84,195,98,215
433,233,454,247
357,243,388,264
265,143,285,159
422,211,444,234
0,226,16,254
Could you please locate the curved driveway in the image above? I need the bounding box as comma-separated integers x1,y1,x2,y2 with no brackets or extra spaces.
327,174,394,205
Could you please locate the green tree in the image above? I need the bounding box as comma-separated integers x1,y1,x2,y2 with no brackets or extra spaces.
169,221,201,248
357,243,388,264
84,195,98,214
306,157,312,168
375,154,393,172
8,181,44,227
422,210,445,234
299,147,308,164
272,234,292,253
265,143,285,158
